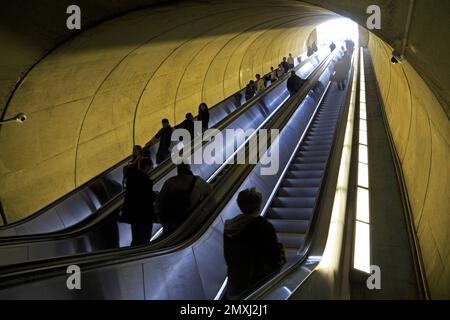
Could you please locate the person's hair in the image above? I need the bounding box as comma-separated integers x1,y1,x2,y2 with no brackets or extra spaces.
162,118,169,125
186,113,194,120
237,188,262,215
289,53,292,56
255,74,261,79
133,145,143,155
138,157,151,171
198,102,208,111
177,162,193,175
283,57,287,60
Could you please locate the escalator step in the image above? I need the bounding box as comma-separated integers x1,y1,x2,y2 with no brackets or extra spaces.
269,219,309,234
303,140,332,146
282,178,321,187
267,207,313,220
290,163,325,170
301,145,331,151
286,170,323,179
277,187,318,197
292,156,328,164
277,233,306,249
298,150,329,157
272,196,316,208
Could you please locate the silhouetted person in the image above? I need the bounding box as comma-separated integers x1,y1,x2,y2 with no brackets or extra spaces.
333,59,348,91
197,103,210,131
245,80,256,101
176,112,196,140
312,41,318,52
281,57,290,73
287,71,305,96
287,53,295,69
121,157,155,246
155,118,173,164
329,41,336,52
307,46,314,57
157,163,212,236
123,145,143,187
223,188,285,299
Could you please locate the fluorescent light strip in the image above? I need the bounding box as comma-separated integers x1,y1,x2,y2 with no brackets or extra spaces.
353,47,371,273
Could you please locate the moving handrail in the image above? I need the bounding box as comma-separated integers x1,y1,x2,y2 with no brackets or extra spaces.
0,51,339,292
241,50,359,301
0,52,333,267
0,49,327,239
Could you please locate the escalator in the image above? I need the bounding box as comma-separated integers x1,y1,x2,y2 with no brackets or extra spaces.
0,50,336,266
0,49,326,239
0,49,345,299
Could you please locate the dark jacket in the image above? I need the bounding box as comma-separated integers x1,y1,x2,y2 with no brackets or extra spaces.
245,84,255,100
121,166,155,224
176,119,195,139
287,74,305,94
223,214,285,298
281,61,290,73
333,60,348,81
198,108,210,129
155,126,173,152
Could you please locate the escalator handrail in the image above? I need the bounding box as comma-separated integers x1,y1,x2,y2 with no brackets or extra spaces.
0,50,330,244
0,51,337,286
242,50,359,300
0,50,324,232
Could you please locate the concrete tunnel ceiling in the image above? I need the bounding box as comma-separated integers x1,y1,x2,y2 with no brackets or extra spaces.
0,0,336,221
0,0,449,299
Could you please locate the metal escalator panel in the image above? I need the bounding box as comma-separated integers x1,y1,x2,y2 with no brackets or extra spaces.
265,87,344,259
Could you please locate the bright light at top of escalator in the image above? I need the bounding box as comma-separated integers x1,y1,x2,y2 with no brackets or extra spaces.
316,18,359,47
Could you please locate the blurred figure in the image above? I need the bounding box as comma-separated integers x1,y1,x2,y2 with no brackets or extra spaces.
307,46,314,57
176,113,195,140
329,41,336,52
287,53,295,69
333,58,348,91
157,163,212,236
223,188,285,299
281,57,290,74
312,41,318,52
123,145,143,187
269,66,278,83
255,74,265,95
276,63,285,78
121,157,155,246
287,71,305,96
245,80,256,101
154,118,173,164
198,103,210,131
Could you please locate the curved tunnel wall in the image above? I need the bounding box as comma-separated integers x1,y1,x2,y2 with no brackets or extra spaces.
369,34,450,299
0,1,334,221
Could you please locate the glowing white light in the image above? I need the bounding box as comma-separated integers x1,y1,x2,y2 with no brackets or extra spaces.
356,187,370,223
316,18,359,47
354,221,371,273
358,162,369,188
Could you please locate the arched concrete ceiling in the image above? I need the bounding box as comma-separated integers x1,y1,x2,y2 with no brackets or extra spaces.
0,0,335,221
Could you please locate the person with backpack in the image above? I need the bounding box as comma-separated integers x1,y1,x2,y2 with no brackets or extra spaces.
157,163,212,236
120,157,156,246
223,188,285,298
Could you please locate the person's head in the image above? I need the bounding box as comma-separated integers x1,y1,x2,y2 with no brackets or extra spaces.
177,162,193,176
289,53,292,57
199,102,208,111
270,66,274,71
162,118,170,128
255,74,261,80
249,80,255,85
132,145,143,157
291,70,297,77
186,113,194,121
283,57,287,62
237,188,262,215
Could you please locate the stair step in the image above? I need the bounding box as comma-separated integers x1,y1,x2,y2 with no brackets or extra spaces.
292,156,328,164
272,196,316,208
277,187,318,197
298,150,329,157
282,178,321,188
267,207,314,220
290,163,325,170
301,145,331,151
277,233,306,249
269,219,310,234
286,170,323,179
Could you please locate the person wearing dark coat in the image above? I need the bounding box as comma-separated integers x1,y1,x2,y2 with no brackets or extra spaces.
329,41,336,52
155,118,173,164
281,57,290,73
333,58,349,91
176,113,196,140
223,188,285,299
198,103,210,130
245,80,256,101
121,158,155,246
286,71,305,96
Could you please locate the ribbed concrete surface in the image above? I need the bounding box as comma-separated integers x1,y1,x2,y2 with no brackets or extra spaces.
369,34,450,299
0,0,334,221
